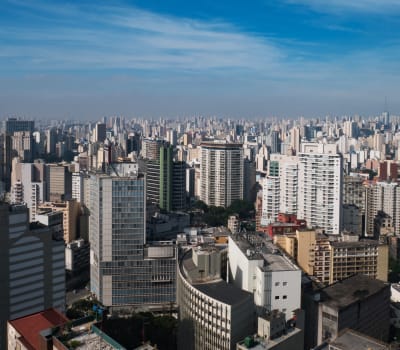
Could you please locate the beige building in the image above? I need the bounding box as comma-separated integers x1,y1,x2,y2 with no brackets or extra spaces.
274,229,388,285
46,163,72,202
178,246,254,350
38,200,80,243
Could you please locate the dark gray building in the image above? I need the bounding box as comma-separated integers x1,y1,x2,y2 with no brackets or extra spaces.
5,118,34,135
0,202,65,350
303,274,390,349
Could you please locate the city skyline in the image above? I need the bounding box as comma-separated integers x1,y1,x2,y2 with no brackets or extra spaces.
1,0,400,119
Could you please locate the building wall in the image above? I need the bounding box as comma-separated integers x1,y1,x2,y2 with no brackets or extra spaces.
177,265,254,350
228,237,262,292
255,268,301,321
89,174,176,307
297,143,342,235
0,203,65,350
318,284,391,344
200,143,244,208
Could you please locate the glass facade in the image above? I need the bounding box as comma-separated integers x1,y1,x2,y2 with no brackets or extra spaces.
89,173,176,307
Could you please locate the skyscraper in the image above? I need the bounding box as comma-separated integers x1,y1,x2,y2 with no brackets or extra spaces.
5,118,34,135
89,165,176,309
270,130,281,154
200,142,243,208
297,143,343,235
93,122,107,143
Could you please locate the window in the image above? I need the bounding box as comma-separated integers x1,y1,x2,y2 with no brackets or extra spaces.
283,282,287,286
275,296,279,300
275,282,280,286
283,295,287,299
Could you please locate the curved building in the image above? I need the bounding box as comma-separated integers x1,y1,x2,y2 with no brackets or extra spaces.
177,247,254,350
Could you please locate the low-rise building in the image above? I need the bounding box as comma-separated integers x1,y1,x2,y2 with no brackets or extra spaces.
275,229,388,285
229,233,301,321
236,310,304,350
326,329,390,350
303,275,390,348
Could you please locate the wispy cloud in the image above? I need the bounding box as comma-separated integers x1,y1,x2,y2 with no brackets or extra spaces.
285,0,400,14
0,1,282,72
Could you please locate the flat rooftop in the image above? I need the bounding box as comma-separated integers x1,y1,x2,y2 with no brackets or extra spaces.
330,329,390,350
231,233,299,272
330,240,380,248
320,274,389,309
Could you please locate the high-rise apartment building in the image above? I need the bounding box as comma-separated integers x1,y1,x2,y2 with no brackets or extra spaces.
89,166,176,309
200,142,243,208
11,160,46,222
297,143,343,235
0,203,65,350
343,174,367,214
261,161,280,225
365,181,400,237
279,156,299,215
12,131,33,162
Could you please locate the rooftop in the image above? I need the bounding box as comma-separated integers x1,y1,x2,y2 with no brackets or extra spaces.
10,308,69,350
330,240,380,248
329,329,390,350
320,274,389,310
231,233,299,272
55,318,126,350
180,249,253,306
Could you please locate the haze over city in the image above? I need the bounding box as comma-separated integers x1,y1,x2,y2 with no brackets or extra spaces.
1,0,400,118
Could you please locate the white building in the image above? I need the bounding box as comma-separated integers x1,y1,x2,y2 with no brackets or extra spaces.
279,156,299,216
200,142,243,208
228,234,301,321
297,143,343,235
261,176,280,225
11,161,46,222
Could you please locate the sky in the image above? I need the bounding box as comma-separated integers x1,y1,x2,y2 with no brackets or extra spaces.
1,0,400,119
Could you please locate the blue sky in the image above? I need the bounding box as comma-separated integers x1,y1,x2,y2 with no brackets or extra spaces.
1,0,400,119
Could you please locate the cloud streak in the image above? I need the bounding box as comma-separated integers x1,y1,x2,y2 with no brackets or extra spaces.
285,0,400,14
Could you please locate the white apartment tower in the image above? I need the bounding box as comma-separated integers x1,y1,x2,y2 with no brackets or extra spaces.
261,159,280,225
279,156,299,215
298,143,343,235
200,142,243,208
